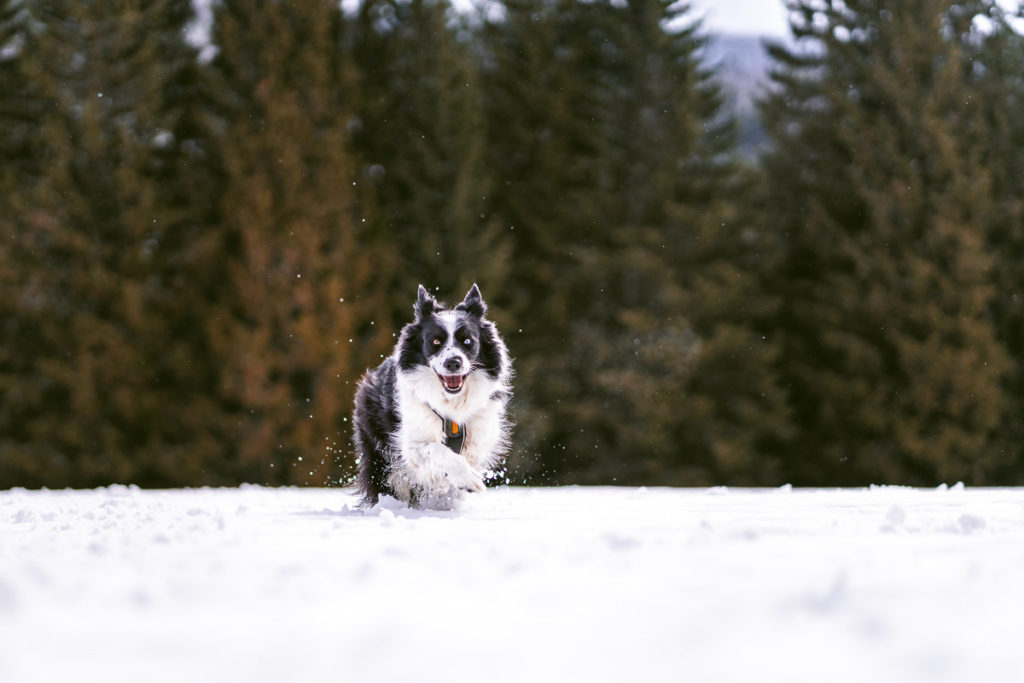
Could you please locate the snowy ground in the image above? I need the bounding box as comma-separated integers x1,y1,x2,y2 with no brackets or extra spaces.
1,485,1023,682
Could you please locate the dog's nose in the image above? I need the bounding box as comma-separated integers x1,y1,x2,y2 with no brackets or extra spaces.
443,356,463,373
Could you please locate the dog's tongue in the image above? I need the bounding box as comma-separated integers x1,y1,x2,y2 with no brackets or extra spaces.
442,374,464,391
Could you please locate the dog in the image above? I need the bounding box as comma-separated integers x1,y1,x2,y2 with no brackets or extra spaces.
353,284,512,509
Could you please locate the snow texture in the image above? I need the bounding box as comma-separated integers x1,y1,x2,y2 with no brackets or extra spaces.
1,485,1023,682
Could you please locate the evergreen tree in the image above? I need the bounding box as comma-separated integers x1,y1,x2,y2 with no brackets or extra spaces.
208,0,382,486
0,0,47,486
760,0,1014,485
970,11,1024,483
0,0,229,487
343,0,510,330
483,0,785,484
0,0,46,185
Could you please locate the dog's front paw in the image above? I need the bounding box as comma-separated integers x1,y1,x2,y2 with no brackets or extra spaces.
407,446,484,509
432,447,484,494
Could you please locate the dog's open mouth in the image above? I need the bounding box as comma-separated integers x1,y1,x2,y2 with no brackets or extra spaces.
438,373,466,394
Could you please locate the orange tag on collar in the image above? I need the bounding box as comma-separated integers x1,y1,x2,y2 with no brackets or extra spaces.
451,421,459,435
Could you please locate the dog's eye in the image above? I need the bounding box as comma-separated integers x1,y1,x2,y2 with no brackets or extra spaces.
463,338,472,345
432,339,441,346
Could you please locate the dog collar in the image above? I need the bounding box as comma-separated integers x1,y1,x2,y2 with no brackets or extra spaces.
433,410,465,454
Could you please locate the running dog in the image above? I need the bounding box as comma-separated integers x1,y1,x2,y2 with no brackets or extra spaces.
353,284,512,509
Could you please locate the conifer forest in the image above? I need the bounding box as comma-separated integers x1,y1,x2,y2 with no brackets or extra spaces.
3,0,1024,489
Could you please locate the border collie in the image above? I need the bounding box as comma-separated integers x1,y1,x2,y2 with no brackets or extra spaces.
353,284,512,509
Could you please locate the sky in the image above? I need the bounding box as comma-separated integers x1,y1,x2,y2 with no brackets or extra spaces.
689,0,791,37
187,0,794,67
195,1,1023,46
689,0,1024,38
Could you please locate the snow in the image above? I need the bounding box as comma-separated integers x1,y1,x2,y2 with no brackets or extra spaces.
2,485,1023,682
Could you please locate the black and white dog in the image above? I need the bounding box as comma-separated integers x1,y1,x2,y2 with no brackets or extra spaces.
353,284,512,509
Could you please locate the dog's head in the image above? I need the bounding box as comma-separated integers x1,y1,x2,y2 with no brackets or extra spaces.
398,284,505,395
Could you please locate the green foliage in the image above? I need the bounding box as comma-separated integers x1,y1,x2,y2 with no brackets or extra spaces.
205,0,383,486
2,0,1023,489
970,13,1024,481
481,0,788,485
343,0,511,330
0,0,226,487
759,0,1018,484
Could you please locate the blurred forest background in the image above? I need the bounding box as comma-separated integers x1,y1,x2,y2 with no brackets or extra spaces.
2,0,1024,489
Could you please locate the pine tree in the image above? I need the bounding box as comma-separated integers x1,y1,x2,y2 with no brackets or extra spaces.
0,0,230,487
481,0,785,484
0,0,46,185
207,0,381,486
759,0,1013,485
343,0,510,329
0,0,48,485
970,10,1024,483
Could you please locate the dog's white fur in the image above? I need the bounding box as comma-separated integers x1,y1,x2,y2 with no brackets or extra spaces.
385,310,510,508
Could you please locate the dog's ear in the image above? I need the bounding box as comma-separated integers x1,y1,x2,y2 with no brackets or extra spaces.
415,284,441,320
456,283,487,318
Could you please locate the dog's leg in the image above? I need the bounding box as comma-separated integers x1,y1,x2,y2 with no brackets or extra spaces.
387,442,484,509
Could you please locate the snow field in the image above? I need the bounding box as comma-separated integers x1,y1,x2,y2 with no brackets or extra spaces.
1,485,1023,682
